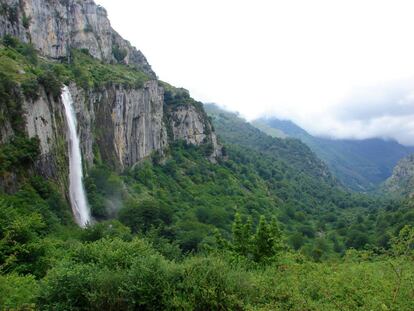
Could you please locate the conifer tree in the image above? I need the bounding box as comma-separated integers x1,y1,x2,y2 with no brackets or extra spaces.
232,212,246,254
253,215,273,262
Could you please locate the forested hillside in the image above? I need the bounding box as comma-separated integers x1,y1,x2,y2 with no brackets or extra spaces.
253,117,414,191
0,0,413,309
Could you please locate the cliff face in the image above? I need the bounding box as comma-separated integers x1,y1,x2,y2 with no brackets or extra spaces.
384,154,414,198
0,0,154,76
69,81,168,170
0,0,221,186
20,81,221,181
23,86,68,180
168,104,222,162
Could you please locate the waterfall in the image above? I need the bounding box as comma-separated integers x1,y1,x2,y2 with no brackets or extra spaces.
61,86,92,227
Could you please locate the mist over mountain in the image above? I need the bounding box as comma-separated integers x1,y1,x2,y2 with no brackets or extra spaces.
96,0,414,147
0,0,414,309
252,117,414,191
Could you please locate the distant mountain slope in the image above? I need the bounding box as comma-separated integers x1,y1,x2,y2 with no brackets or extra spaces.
204,104,337,187
253,118,414,191
384,154,414,198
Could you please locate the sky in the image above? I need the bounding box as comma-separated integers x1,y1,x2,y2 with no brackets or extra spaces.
96,0,414,146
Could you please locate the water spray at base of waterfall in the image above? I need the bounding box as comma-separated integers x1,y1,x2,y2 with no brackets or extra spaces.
61,86,92,227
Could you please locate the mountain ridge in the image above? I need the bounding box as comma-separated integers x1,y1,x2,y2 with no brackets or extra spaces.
253,116,414,191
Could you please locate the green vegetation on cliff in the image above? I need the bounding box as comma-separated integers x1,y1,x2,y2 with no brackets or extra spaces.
0,36,151,100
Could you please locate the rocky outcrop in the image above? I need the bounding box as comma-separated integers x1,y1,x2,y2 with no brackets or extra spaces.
170,105,211,145
20,81,220,178
0,110,13,144
23,87,68,179
0,0,154,77
69,81,168,170
0,0,222,183
208,132,223,163
384,154,414,198
168,104,222,162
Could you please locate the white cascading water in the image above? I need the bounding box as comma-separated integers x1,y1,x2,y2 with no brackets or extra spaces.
61,86,92,227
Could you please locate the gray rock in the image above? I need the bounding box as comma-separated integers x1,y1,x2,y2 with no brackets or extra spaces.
168,104,222,161
23,87,69,189
384,154,414,198
89,81,168,169
1,0,222,187
0,0,155,77
170,105,209,145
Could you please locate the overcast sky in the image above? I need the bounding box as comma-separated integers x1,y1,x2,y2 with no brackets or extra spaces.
96,0,414,145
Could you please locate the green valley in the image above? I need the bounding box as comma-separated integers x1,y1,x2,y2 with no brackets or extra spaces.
0,1,413,310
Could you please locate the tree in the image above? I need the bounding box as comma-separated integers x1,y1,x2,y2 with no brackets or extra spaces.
391,225,414,257
290,232,305,250
118,200,172,233
216,213,285,264
253,216,273,262
232,212,249,255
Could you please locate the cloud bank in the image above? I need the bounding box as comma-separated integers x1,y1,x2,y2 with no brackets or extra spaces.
96,0,414,146
293,80,414,146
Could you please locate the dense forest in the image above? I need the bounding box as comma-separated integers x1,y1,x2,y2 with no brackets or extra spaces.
0,36,413,310
252,117,414,191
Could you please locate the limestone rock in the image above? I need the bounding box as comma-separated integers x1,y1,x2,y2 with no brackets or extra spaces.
168,104,222,162
1,0,222,184
384,154,414,198
0,0,155,77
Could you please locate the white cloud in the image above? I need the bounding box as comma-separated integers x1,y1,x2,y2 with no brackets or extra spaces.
96,0,414,145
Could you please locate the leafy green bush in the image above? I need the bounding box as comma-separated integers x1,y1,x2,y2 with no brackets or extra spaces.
112,46,127,63
3,34,19,48
80,220,132,242
0,194,47,276
38,238,173,310
37,69,62,99
0,72,24,132
17,42,38,65
118,199,173,233
215,213,285,264
21,78,40,100
0,273,39,310
0,136,40,174
22,13,31,29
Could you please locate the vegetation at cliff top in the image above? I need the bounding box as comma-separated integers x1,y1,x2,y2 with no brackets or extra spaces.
0,36,151,98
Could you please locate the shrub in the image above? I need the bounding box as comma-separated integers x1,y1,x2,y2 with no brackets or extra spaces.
0,72,24,132
38,238,173,310
118,199,173,233
0,274,39,309
0,136,40,173
112,46,127,63
37,70,62,100
80,220,132,242
22,14,31,29
3,34,19,48
17,43,38,65
21,78,40,100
